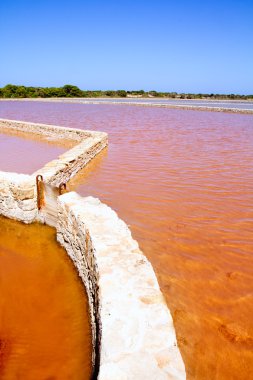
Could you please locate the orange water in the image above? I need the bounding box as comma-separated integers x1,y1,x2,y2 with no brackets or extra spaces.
0,101,252,379
0,216,92,380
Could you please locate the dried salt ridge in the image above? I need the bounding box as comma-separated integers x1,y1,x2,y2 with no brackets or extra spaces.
1,97,253,114
0,119,186,379
57,193,185,380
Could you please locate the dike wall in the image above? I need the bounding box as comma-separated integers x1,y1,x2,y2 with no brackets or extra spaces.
0,119,186,380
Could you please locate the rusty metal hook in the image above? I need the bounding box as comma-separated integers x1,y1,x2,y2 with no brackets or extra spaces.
36,175,44,210
59,182,67,195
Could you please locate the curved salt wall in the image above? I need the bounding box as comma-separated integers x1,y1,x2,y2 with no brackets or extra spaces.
57,192,185,380
0,119,186,379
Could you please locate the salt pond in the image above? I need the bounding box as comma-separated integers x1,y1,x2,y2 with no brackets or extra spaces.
0,100,253,379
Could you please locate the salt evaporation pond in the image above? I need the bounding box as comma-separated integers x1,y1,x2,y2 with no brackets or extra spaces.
0,132,68,174
0,100,252,380
0,216,92,379
95,98,253,111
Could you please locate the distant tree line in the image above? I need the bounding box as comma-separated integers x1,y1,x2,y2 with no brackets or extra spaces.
0,84,252,100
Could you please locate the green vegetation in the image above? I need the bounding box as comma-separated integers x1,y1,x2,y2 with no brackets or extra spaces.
0,84,252,100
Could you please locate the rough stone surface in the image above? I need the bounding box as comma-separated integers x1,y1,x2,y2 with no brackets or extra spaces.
0,119,108,224
0,118,104,141
34,135,107,187
57,194,100,370
0,171,37,223
57,192,186,380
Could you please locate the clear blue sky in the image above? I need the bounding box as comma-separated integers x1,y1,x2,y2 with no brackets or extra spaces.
0,0,252,94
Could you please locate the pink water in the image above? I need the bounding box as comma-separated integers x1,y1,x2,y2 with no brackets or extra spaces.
0,133,66,174
0,101,253,380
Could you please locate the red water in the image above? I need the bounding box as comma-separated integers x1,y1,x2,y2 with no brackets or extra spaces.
0,133,66,174
0,216,92,380
0,101,253,380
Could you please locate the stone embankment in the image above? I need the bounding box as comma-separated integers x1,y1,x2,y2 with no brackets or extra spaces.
0,119,108,224
0,119,186,379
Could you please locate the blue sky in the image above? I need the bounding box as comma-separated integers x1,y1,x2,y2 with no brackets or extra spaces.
0,0,252,94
